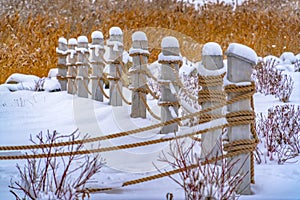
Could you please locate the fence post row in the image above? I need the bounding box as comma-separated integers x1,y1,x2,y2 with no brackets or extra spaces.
56,37,68,91
225,43,258,195
129,31,149,118
90,31,105,102
67,38,78,95
198,42,226,159
158,36,182,134
107,27,124,106
76,36,90,98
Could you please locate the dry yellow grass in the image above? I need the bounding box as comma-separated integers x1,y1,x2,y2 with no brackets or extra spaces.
0,0,299,83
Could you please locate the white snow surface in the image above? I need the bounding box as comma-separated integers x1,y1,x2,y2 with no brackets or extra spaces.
226,43,258,64
91,31,104,39
5,73,40,84
47,68,58,78
161,36,179,48
109,26,123,36
132,31,147,41
58,37,67,44
202,42,223,56
77,35,89,43
280,52,296,64
68,38,77,45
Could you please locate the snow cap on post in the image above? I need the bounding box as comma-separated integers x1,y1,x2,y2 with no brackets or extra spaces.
77,36,89,44
132,31,147,41
91,31,104,39
109,27,123,36
226,43,257,65
58,37,67,45
202,42,222,56
58,37,68,51
68,38,77,46
161,36,179,48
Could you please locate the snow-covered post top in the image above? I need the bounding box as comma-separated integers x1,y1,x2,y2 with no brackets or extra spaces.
224,43,258,195
158,36,182,134
90,31,105,102
129,31,149,118
225,43,257,82
201,42,223,70
67,38,78,65
76,36,89,65
198,42,226,159
76,36,90,98
90,31,104,63
66,38,78,95
107,27,124,62
56,37,68,91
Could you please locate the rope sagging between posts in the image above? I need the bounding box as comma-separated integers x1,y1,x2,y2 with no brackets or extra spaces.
0,86,255,152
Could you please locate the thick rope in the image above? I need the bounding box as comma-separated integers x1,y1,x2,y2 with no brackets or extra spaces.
116,84,132,105
97,78,110,99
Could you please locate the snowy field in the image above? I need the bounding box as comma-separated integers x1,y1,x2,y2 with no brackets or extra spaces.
0,67,300,199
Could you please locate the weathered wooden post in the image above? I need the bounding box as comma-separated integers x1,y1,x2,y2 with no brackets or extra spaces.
199,42,226,159
225,43,258,194
56,37,68,91
158,36,182,134
90,31,105,102
107,27,124,106
67,38,77,94
129,31,149,118
76,35,90,98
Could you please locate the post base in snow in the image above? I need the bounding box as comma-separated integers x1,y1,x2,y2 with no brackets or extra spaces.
160,106,178,134
130,92,146,119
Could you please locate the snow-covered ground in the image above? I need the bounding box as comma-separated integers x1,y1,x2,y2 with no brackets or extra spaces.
0,69,300,199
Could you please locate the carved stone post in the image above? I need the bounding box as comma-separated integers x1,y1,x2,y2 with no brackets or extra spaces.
67,38,77,94
225,43,258,195
198,42,226,159
158,36,182,134
129,31,149,118
76,36,90,98
90,31,105,102
56,37,68,91
107,27,123,106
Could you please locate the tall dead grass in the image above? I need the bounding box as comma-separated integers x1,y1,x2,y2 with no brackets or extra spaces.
0,0,299,83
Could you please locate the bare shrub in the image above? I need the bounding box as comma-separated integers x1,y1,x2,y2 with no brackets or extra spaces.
252,58,294,102
9,130,104,200
294,59,300,72
256,105,300,164
275,74,294,102
158,139,244,200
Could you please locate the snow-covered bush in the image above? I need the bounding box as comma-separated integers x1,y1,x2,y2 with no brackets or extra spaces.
294,59,300,72
159,139,243,200
252,58,294,102
275,74,294,102
9,130,104,200
256,105,300,164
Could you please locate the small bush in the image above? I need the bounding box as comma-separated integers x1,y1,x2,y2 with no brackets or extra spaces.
9,130,104,200
158,139,243,200
256,105,300,164
252,58,294,102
